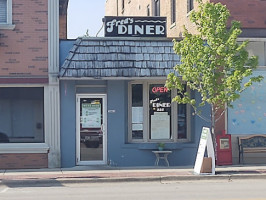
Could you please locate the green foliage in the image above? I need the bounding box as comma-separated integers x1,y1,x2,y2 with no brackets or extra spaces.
166,0,263,117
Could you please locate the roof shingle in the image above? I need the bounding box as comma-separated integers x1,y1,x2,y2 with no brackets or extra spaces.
59,37,180,78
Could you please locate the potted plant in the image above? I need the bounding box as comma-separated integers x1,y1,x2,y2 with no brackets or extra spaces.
157,143,165,151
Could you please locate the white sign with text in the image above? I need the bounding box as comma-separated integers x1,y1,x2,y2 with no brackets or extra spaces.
193,127,215,175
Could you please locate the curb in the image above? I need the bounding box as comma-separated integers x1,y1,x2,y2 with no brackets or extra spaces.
1,173,266,186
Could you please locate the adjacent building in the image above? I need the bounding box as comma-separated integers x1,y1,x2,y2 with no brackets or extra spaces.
0,0,68,169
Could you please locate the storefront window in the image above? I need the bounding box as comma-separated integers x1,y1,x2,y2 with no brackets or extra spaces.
149,84,171,140
131,84,143,140
0,87,44,143
129,81,189,143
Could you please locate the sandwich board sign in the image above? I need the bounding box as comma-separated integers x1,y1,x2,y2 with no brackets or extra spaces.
193,127,215,175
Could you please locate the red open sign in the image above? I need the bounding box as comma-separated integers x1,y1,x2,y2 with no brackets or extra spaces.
152,87,168,93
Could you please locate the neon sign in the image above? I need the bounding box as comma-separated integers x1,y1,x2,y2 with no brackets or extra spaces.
152,86,168,93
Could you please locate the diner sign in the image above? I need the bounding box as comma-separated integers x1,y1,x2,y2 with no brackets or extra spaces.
104,16,167,37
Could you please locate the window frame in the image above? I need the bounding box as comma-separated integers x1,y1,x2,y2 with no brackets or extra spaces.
0,0,15,29
0,85,49,154
128,80,191,143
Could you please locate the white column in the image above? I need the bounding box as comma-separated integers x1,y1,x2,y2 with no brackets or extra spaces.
47,0,61,168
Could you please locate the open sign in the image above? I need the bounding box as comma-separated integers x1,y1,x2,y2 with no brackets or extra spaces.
152,87,168,93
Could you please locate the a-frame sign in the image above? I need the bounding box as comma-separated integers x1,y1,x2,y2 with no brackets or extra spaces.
194,127,215,175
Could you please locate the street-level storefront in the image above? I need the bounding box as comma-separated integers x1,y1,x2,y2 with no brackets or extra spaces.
59,37,210,167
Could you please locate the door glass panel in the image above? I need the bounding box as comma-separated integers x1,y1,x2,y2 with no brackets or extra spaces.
80,98,103,161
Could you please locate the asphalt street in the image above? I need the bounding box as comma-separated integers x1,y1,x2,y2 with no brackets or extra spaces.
1,179,266,200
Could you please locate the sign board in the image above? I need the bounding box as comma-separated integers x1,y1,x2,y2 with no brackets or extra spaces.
193,127,215,175
151,112,170,139
81,103,101,128
104,16,167,37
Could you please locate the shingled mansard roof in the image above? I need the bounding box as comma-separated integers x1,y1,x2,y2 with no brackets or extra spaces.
59,37,181,79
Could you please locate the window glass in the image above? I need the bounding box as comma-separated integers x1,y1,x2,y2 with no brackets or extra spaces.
149,84,171,140
188,0,194,13
0,87,44,143
122,0,125,10
153,0,160,16
0,0,7,23
171,0,176,24
131,84,143,140
177,87,187,139
178,104,187,139
147,4,150,16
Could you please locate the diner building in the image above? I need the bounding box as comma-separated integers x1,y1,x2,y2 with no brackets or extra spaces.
59,36,210,167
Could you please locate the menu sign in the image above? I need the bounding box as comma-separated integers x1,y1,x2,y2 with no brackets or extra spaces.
104,16,167,37
151,112,170,139
81,103,101,128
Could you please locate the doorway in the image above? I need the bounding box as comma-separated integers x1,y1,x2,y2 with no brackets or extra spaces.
76,94,107,165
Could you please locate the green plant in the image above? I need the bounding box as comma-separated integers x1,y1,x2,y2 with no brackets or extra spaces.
158,143,165,148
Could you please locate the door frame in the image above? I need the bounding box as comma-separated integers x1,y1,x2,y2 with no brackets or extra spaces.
76,94,107,165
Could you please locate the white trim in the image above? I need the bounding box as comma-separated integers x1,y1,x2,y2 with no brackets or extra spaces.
48,0,59,78
76,94,107,165
47,0,60,168
0,143,49,154
0,24,15,29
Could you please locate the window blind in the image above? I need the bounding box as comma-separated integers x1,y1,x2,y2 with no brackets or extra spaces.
0,0,7,23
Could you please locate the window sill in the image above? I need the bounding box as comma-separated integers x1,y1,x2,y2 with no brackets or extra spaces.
170,22,176,29
0,24,16,30
121,143,183,150
0,143,49,154
186,10,193,18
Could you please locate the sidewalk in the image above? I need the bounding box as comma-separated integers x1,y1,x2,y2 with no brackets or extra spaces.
1,165,266,184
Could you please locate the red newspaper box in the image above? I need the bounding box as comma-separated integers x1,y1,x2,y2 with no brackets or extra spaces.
216,130,232,165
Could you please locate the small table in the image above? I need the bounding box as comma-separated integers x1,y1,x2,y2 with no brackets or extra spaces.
152,150,172,166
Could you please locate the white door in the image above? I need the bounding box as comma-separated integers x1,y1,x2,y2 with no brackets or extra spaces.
76,94,107,165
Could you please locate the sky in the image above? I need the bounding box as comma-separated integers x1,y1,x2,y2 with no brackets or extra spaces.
67,0,106,39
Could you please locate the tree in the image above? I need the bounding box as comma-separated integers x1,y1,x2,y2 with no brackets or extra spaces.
166,0,263,135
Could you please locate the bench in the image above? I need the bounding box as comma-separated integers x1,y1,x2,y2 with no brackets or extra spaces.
238,135,266,164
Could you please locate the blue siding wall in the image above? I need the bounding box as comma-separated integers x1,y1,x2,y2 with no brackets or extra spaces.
228,70,266,135
60,80,76,167
60,79,211,167
59,40,76,67
106,81,210,167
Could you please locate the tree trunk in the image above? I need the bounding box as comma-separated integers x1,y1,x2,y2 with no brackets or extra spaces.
211,104,217,159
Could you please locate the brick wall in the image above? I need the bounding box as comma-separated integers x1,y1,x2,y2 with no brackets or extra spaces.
104,0,208,37
0,153,48,169
60,14,67,39
0,0,48,81
106,0,266,37
212,0,266,28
